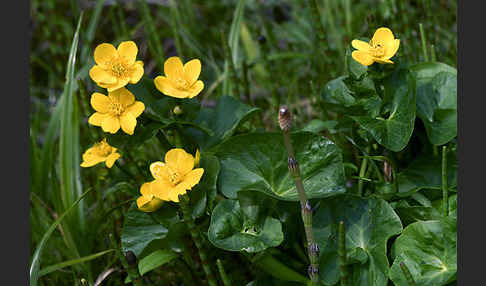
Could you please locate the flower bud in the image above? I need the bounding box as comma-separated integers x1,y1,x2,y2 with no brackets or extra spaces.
173,105,183,115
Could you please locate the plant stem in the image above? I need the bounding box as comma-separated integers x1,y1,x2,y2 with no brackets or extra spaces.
338,221,348,286
108,234,144,286
217,259,231,286
419,23,429,62
221,29,240,99
357,149,369,196
430,44,437,62
242,59,251,104
400,262,416,286
278,106,319,285
442,146,448,216
178,194,218,286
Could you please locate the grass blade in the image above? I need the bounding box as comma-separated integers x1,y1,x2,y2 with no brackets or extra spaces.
30,189,93,286
38,249,115,277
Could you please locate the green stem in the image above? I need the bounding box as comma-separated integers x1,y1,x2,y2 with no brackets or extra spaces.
242,59,251,104
217,259,231,286
221,29,240,98
419,23,429,62
338,221,348,286
178,194,218,286
442,146,448,216
109,234,144,286
430,44,437,62
357,149,369,196
279,106,319,285
400,262,416,286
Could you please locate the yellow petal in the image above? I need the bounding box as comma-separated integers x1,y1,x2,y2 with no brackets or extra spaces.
372,27,395,46
117,41,138,65
136,195,151,209
90,92,110,113
194,149,200,167
164,57,183,79
374,58,394,64
88,112,108,126
129,61,144,84
137,196,164,212
140,181,154,196
150,162,166,180
167,185,187,202
188,80,204,98
351,40,372,52
352,51,375,66
152,179,173,201
89,65,117,84
80,151,104,167
125,101,145,118
94,43,117,67
181,168,204,189
109,87,135,107
120,113,137,135
105,152,121,168
183,59,201,86
154,76,184,98
105,78,130,92
384,39,400,59
165,148,195,176
101,115,121,134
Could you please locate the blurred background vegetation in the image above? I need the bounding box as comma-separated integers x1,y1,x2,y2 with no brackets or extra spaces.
30,0,456,285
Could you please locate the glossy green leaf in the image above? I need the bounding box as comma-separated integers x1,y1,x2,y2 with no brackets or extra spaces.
410,62,457,145
313,195,403,286
302,119,338,134
215,131,346,201
138,249,179,276
106,121,164,150
351,68,416,152
188,154,220,218
397,152,457,197
431,194,457,219
322,76,356,107
121,203,179,257
185,95,260,151
389,218,457,286
208,194,283,252
395,206,442,226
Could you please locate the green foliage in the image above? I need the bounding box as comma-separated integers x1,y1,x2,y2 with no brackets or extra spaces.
215,132,346,201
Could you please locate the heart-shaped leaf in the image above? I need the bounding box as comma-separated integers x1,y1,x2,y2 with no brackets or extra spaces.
351,68,416,152
208,192,283,252
121,203,179,257
410,62,457,145
185,95,260,151
397,152,457,197
313,195,403,286
389,218,457,286
138,249,179,276
188,154,220,218
215,131,346,201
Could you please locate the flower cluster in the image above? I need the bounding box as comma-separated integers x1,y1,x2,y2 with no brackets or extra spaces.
80,40,206,213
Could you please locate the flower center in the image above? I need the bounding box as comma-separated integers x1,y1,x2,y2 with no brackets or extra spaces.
109,100,125,116
174,77,190,90
109,60,129,78
369,40,385,58
152,165,183,186
94,142,113,157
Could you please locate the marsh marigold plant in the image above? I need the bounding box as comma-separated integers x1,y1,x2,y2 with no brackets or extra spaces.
80,138,120,168
88,87,145,135
89,41,144,91
351,27,400,66
137,148,204,211
154,57,204,98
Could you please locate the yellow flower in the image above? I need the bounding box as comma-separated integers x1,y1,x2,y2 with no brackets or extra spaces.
88,87,145,135
351,27,400,66
136,181,164,212
149,148,204,202
80,138,121,168
154,57,204,99
89,41,144,92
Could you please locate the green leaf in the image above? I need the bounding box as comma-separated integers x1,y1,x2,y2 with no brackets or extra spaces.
389,218,457,286
431,194,457,219
121,203,179,257
138,249,179,276
347,48,367,80
397,152,457,197
208,194,283,252
188,154,220,218
301,119,338,134
215,131,346,201
313,195,403,286
410,62,457,145
322,76,356,107
38,249,115,277
351,68,416,151
251,252,310,284
30,189,92,286
127,76,171,121
185,95,260,151
395,206,442,226
106,121,164,150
